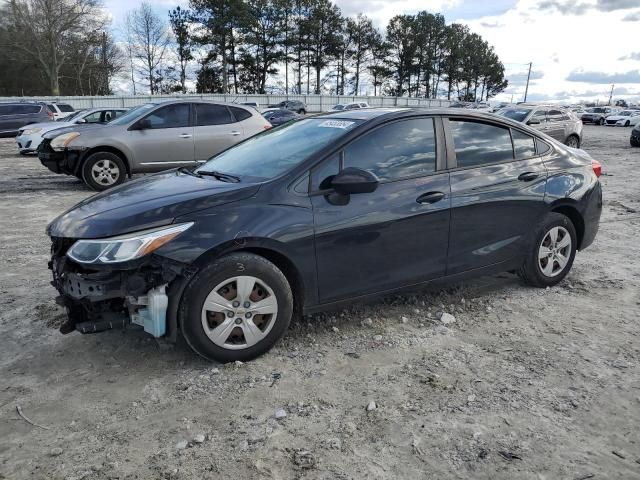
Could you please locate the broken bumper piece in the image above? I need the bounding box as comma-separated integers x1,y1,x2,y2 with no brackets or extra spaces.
50,239,188,339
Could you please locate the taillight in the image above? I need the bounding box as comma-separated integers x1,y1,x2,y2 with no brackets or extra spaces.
264,124,272,130
592,159,602,178
47,110,54,119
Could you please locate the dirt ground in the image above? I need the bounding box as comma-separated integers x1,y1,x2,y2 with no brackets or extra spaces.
0,125,639,480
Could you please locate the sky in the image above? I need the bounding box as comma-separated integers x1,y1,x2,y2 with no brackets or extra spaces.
104,0,640,103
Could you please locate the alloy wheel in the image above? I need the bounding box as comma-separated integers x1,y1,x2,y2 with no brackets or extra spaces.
538,226,572,277
201,276,278,350
565,136,579,148
91,159,120,186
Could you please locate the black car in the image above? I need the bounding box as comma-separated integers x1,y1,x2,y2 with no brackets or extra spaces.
262,109,300,126
267,100,306,115
631,124,640,147
47,108,603,362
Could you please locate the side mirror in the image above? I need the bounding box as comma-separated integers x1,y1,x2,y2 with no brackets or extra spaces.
76,118,87,124
133,118,151,130
330,167,379,195
527,118,541,125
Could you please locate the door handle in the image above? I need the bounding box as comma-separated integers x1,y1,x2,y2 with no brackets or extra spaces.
518,172,539,182
179,133,192,139
229,131,241,136
416,191,445,204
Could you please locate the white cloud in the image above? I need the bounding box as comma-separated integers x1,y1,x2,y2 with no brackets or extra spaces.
461,0,640,103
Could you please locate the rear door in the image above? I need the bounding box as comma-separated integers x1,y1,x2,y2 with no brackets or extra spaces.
445,118,548,274
193,103,243,162
312,116,451,303
127,102,194,171
546,109,566,141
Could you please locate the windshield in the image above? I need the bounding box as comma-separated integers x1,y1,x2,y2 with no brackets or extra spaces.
197,118,361,182
108,104,155,125
587,107,606,113
62,110,86,122
498,108,532,122
333,105,345,110
620,110,634,116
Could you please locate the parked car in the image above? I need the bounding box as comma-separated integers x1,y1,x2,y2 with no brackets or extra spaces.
46,107,602,363
0,101,53,137
604,109,640,127
16,107,128,154
497,105,583,148
631,124,640,147
38,100,270,191
241,102,260,109
262,109,300,126
580,107,618,125
332,102,370,111
267,100,306,114
47,102,75,120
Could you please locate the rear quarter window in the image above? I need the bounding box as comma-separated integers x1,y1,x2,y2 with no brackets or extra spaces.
15,105,42,114
229,106,252,121
56,104,74,112
512,130,536,159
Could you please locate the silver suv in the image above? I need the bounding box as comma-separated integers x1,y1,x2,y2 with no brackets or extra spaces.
0,102,53,136
497,105,583,148
38,100,272,191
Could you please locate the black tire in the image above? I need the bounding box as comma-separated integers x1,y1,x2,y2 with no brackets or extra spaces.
631,136,640,147
598,118,605,126
518,212,577,288
564,135,580,148
81,151,126,191
298,109,306,115
19,151,29,156
179,253,294,363
625,121,630,127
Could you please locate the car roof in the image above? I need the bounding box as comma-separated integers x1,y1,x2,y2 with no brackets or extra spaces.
142,99,254,109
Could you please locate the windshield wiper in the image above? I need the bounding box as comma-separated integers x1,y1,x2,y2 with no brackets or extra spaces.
197,170,241,183
178,166,202,177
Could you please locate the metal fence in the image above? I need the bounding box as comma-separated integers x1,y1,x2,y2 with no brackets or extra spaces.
0,94,452,112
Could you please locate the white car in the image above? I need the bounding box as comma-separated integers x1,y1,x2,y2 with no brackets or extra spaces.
47,103,76,120
605,110,640,127
16,107,128,154
331,102,370,111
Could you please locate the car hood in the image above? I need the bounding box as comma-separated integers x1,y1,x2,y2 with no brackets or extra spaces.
20,121,71,131
42,123,106,140
47,170,261,239
606,115,628,121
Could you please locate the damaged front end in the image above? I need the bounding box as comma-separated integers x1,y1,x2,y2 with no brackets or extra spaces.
49,230,192,340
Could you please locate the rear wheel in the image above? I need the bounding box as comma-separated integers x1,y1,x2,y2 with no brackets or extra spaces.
81,152,126,191
298,109,306,115
180,253,293,363
565,135,580,148
625,120,630,127
518,213,577,288
631,136,640,147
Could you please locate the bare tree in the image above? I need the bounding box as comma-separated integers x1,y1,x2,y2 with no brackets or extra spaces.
127,2,171,94
3,0,106,95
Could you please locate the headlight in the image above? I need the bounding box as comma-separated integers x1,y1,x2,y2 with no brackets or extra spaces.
22,128,42,135
51,132,81,151
67,223,193,264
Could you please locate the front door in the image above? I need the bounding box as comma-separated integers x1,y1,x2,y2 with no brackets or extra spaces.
445,118,548,274
312,117,450,304
128,103,194,172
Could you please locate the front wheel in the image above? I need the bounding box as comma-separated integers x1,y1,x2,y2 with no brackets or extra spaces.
565,135,580,148
81,152,126,191
598,118,605,126
180,253,293,362
518,213,577,288
298,109,306,115
625,121,630,127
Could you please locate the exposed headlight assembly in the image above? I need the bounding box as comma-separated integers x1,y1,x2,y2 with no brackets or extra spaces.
51,131,81,151
67,223,193,264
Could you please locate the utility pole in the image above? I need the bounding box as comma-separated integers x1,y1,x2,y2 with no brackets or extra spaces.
523,62,532,102
608,84,615,105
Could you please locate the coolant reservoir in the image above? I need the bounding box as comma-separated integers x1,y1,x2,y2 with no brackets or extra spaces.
131,284,168,337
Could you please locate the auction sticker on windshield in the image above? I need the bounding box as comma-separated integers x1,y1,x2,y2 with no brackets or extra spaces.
318,120,355,129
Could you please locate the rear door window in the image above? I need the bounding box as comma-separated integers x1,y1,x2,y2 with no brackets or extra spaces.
548,110,564,122
511,130,537,159
195,103,233,125
449,119,514,168
343,117,437,181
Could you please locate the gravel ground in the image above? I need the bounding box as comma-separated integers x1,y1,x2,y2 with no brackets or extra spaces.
0,126,639,480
